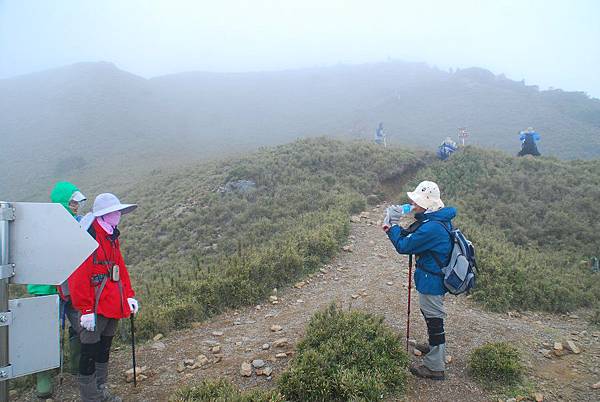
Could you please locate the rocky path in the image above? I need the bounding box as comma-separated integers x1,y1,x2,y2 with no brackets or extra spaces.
21,207,600,401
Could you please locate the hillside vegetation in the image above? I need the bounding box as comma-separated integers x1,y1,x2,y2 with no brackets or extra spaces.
3,61,600,201
413,148,600,313
120,138,426,339
105,140,600,339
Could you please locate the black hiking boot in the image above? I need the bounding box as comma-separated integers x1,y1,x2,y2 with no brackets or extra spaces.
409,363,445,380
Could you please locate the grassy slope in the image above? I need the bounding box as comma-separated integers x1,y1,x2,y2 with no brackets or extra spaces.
12,138,596,338
119,138,426,338
110,140,600,339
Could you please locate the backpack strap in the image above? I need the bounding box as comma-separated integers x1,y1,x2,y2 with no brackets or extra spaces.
429,220,452,235
403,219,427,234
87,224,96,238
418,261,445,277
425,220,453,271
403,219,449,277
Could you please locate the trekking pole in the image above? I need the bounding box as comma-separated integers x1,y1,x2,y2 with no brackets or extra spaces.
130,314,137,387
406,254,413,352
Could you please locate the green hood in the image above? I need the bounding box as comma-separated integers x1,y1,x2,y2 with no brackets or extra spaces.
27,284,58,296
50,181,79,216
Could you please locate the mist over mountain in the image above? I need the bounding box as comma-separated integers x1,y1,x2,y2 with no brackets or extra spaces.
2,60,599,200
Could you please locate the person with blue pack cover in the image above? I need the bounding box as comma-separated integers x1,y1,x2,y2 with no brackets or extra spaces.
437,137,457,160
383,180,455,380
517,127,541,156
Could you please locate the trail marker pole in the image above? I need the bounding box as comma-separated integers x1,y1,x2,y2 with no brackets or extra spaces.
458,127,469,147
0,202,13,402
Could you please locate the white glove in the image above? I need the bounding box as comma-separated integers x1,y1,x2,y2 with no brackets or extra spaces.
383,209,391,230
385,206,401,226
80,313,95,331
128,298,139,314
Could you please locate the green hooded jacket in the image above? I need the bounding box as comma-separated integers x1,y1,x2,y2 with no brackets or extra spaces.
27,181,81,296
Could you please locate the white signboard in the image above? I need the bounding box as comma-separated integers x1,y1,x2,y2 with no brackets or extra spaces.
8,202,98,285
8,296,60,378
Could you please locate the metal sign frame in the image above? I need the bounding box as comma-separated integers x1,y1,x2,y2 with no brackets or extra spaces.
0,201,98,401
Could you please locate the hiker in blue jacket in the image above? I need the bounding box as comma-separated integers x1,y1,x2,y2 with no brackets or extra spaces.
383,180,455,380
437,137,457,160
517,127,541,156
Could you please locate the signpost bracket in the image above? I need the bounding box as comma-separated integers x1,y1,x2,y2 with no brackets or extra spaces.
0,208,14,222
0,365,11,382
0,265,14,280
0,312,11,327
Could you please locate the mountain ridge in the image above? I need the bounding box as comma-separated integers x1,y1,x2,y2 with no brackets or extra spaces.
2,60,599,200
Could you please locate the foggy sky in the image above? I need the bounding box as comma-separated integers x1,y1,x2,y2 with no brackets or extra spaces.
1,0,599,97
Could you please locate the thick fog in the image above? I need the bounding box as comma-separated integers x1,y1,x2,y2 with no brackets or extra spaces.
1,0,599,97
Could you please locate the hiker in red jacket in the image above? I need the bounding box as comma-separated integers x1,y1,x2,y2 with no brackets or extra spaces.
69,193,138,402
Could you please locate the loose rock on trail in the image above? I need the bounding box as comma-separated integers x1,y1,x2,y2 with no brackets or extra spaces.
20,206,600,401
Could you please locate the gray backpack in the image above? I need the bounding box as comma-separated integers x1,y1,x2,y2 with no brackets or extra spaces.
428,222,477,295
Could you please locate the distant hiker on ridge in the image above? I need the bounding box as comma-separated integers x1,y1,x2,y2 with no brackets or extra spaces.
383,181,456,380
437,137,457,160
375,122,387,147
517,127,541,157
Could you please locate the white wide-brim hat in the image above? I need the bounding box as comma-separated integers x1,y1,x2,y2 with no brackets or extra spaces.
407,181,445,211
70,191,87,203
92,193,137,217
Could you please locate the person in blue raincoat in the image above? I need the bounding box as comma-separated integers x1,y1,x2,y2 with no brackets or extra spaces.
517,127,541,156
437,137,457,160
383,181,455,380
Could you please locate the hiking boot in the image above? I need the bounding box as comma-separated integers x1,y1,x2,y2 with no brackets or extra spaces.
409,363,445,380
414,342,431,355
98,384,122,402
78,373,101,402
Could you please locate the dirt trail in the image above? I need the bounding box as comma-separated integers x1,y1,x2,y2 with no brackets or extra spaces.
22,207,600,401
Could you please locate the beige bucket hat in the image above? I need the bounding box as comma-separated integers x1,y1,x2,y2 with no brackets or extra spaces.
407,181,445,211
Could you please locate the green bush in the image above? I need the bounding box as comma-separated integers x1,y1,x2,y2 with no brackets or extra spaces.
468,342,524,386
171,379,283,402
278,304,409,401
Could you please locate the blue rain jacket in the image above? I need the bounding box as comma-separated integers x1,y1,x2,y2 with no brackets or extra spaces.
387,207,457,295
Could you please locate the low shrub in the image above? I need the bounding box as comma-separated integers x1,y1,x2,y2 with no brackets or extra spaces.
278,304,409,401
468,342,524,386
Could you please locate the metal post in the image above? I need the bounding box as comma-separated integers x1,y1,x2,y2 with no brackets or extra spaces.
0,202,11,402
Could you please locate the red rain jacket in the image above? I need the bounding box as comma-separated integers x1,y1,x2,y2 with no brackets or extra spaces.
68,220,135,319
